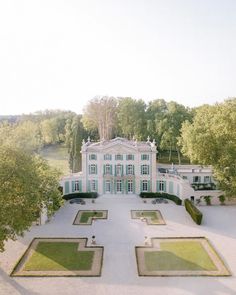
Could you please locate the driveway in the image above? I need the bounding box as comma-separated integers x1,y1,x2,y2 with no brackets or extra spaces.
0,195,236,295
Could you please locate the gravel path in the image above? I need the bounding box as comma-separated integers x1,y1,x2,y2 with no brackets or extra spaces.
0,195,236,295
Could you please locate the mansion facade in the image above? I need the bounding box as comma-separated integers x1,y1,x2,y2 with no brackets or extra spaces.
60,137,220,200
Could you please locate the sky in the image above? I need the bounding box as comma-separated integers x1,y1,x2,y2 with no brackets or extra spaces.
0,0,236,115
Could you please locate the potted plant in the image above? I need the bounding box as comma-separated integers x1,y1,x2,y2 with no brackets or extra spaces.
203,195,211,205
218,194,225,205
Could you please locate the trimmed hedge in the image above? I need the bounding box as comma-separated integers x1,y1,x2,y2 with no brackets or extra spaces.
184,199,203,225
139,192,182,205
63,192,98,200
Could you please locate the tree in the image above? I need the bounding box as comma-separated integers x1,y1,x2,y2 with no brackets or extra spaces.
158,101,192,163
68,115,87,172
82,96,118,140
0,121,42,152
0,146,62,251
117,97,147,140
146,100,192,163
180,99,236,197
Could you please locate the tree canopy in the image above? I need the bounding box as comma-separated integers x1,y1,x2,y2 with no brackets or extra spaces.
0,146,62,251
180,99,236,196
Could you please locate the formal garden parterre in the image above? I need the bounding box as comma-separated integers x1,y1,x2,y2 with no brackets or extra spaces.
11,238,103,277
135,237,231,276
73,210,108,225
131,210,166,225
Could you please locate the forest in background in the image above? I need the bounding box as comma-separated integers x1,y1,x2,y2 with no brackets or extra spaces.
1,96,236,197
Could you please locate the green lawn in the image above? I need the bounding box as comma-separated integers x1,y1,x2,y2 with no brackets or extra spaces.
136,211,159,223
39,144,69,175
145,241,217,271
80,212,103,223
24,242,94,271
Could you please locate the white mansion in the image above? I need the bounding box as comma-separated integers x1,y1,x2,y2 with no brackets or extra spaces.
60,137,220,200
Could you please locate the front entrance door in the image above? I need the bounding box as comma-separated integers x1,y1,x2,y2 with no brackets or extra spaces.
128,180,133,193
116,180,122,193
105,180,111,193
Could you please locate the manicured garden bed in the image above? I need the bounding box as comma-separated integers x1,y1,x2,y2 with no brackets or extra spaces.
131,210,165,225
73,210,108,225
136,237,231,276
11,238,103,277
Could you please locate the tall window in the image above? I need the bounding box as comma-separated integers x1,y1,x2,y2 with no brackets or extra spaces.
141,164,149,175
104,154,112,160
91,180,96,191
116,164,122,176
142,180,148,192
116,180,122,192
128,180,133,193
74,180,80,191
193,176,201,183
89,164,97,174
115,154,123,160
141,154,149,160
127,164,134,175
158,180,165,192
105,164,112,175
204,176,211,183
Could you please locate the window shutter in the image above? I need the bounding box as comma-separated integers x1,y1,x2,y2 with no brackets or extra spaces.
114,165,117,176
133,178,135,193
147,165,149,175
126,180,128,194
157,181,160,192
95,165,97,174
164,181,167,192
103,164,105,175
111,180,113,193
95,180,98,192
72,181,75,192
110,165,113,175
65,181,70,194
88,165,91,175
122,179,124,193
79,180,82,192
114,180,117,194
103,180,105,194
121,165,124,176
132,165,135,175
140,181,142,193
141,165,143,175
126,165,128,175
148,180,151,192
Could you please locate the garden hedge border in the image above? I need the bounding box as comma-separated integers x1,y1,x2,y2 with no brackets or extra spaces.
139,192,182,205
63,192,98,200
184,199,203,225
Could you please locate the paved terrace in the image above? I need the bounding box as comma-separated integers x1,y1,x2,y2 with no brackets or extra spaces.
0,195,236,295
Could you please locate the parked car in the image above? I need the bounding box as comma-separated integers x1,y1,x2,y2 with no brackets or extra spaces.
69,198,86,205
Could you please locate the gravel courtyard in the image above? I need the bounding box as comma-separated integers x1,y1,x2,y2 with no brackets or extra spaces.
0,195,236,295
